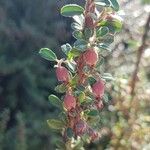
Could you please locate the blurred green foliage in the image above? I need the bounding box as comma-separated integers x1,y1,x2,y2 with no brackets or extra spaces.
142,0,150,4
0,0,72,149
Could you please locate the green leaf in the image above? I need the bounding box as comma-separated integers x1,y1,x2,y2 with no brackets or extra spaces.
70,75,79,87
111,18,122,32
98,16,122,33
72,30,83,39
39,48,57,61
55,139,66,149
48,94,62,109
66,128,74,138
102,73,115,81
68,49,81,60
87,115,100,125
88,77,96,85
97,43,111,51
61,4,84,17
73,140,84,150
85,109,99,116
66,60,76,72
142,0,150,4
47,119,65,130
103,93,110,103
61,43,72,55
59,112,68,123
95,0,120,11
102,34,114,45
109,0,119,11
83,28,94,39
97,44,111,57
78,91,86,103
55,84,67,93
71,22,83,30
95,0,110,7
96,56,105,69
74,39,88,51
73,15,84,26
95,57,105,72
76,84,85,91
127,40,139,48
97,26,109,37
82,96,93,105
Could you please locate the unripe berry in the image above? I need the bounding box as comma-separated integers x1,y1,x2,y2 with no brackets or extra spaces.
83,49,98,66
92,80,105,99
64,94,76,111
75,120,87,136
56,66,69,82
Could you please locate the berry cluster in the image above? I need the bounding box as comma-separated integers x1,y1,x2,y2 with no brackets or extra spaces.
39,0,122,145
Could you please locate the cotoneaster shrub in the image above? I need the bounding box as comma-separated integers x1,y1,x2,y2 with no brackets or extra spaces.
39,0,122,149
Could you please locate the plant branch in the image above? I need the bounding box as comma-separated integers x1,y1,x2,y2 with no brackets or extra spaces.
130,13,150,96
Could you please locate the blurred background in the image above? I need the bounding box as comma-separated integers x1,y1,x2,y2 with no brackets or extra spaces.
0,0,149,150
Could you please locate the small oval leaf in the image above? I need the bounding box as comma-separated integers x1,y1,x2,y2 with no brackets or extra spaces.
61,43,72,55
48,94,62,109
55,84,67,93
98,15,122,33
74,39,88,51
55,140,66,149
72,30,83,39
102,73,115,81
71,22,83,30
102,34,114,45
83,28,94,39
47,119,65,130
39,48,57,61
97,43,111,51
97,26,109,37
61,4,84,17
109,0,119,11
95,0,110,7
73,15,84,26
103,93,110,103
78,91,86,103
65,60,76,72
85,109,99,116
66,128,74,138
68,49,81,60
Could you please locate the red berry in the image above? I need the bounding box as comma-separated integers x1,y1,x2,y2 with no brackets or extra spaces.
83,49,98,66
75,120,87,135
56,66,69,82
92,80,105,99
64,94,76,111
85,15,94,28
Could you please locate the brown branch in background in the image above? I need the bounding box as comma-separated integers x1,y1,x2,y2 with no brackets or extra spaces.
130,13,150,96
